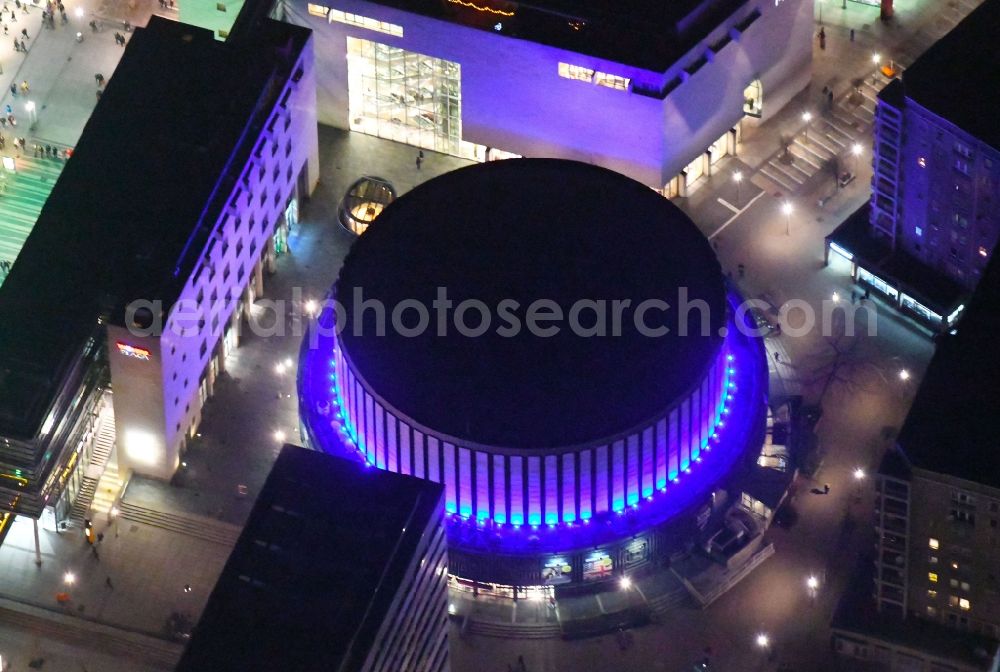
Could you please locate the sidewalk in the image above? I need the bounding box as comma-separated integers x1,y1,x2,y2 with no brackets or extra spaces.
0,512,230,640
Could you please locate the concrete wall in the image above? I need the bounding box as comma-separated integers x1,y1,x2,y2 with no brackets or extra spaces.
112,35,320,481
282,0,811,188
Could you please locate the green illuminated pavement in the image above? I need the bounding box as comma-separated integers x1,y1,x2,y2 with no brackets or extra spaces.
0,154,65,285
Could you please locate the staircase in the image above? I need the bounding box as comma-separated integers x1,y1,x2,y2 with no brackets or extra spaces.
0,154,65,285
91,461,124,517
118,501,242,547
68,402,120,525
464,619,562,639
68,478,98,524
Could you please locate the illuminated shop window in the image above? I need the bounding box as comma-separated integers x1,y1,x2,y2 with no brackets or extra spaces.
743,79,763,117
594,71,630,90
558,62,594,82
307,3,328,17
330,9,403,37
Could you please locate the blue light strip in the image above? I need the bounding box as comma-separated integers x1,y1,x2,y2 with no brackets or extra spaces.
302,300,756,536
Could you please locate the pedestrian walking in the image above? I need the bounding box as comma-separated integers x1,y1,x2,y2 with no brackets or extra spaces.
827,89,834,109
94,72,104,86
516,655,526,672
850,28,855,42
97,531,104,543
9,82,15,96
105,576,113,589
774,351,781,362
824,483,830,494
20,27,26,39
91,545,100,560
850,290,857,304
3,23,7,35
818,26,826,50
20,79,28,93
415,153,423,170
737,263,745,278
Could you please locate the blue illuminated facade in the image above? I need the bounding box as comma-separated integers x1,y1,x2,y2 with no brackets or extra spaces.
298,289,768,585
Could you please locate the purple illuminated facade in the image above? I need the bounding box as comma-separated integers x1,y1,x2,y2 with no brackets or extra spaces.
298,161,768,588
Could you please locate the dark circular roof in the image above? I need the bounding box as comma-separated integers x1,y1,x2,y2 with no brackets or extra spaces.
335,160,726,450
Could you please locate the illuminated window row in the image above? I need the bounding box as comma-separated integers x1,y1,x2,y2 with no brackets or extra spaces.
307,4,403,36
330,342,733,525
557,63,630,91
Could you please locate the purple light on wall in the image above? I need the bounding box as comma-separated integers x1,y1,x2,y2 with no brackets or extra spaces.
299,289,763,543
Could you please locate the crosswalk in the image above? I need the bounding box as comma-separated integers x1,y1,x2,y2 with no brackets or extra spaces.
0,152,66,285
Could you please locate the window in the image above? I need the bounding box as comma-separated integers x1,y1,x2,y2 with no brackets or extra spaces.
961,582,970,591
955,159,970,175
915,226,923,237
918,156,927,168
950,578,959,588
927,589,937,599
329,9,403,37
929,538,940,550
929,572,939,583
960,598,971,611
990,502,999,513
594,71,630,91
980,246,989,258
557,62,594,82
307,3,328,17
927,605,937,616
954,142,973,158
929,555,938,564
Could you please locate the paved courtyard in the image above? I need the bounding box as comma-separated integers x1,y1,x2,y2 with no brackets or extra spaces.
0,0,983,664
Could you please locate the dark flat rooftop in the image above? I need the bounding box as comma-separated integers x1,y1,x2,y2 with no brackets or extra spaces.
365,0,748,72
176,445,444,672
0,17,309,439
896,0,1000,151
895,240,1000,489
826,204,965,311
336,159,726,450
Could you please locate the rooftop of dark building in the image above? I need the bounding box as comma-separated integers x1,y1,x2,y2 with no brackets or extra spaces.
364,0,750,73
175,444,444,672
0,16,309,440
892,235,1000,489
888,0,1000,151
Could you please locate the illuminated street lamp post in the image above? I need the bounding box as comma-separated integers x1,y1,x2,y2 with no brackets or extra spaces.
25,100,36,130
733,170,743,206
781,201,793,237
872,53,881,84
801,110,812,141
851,142,863,174
807,574,820,602
854,467,866,498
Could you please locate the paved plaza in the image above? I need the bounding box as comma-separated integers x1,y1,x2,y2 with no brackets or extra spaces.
0,0,984,666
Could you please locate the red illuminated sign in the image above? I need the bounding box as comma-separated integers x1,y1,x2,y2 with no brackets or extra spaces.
116,342,151,361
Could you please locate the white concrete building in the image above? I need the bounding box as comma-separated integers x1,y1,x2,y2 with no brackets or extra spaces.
276,0,812,194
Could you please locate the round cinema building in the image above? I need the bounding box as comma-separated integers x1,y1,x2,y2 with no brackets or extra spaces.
299,160,768,599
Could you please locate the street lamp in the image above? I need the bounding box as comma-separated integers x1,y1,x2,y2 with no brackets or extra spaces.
853,467,865,481
801,110,812,141
733,170,743,206
274,430,286,442
63,571,76,586
619,575,632,590
807,575,819,590
24,100,36,129
872,53,881,84
74,6,83,16
755,633,770,649
851,142,863,173
781,201,793,236
899,369,910,381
